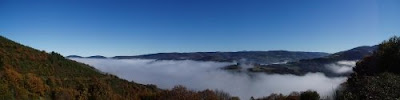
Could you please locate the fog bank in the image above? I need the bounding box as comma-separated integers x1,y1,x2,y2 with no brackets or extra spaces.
71,58,347,99
325,60,357,74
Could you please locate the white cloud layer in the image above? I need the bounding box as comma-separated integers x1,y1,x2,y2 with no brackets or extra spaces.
325,60,357,74
72,58,347,99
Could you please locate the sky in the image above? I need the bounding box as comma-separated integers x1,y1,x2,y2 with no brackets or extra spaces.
1,0,399,57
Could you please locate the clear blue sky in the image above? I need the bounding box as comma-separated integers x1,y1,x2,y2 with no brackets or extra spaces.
1,0,399,57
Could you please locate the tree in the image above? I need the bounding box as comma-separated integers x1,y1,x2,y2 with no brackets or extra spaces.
300,90,319,100
339,36,400,99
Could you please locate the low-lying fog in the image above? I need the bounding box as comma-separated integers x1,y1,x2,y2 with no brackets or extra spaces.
71,58,349,99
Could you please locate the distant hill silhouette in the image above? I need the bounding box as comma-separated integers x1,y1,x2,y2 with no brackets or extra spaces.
87,55,107,59
67,55,107,59
110,51,329,64
241,45,378,77
68,44,378,77
66,55,83,58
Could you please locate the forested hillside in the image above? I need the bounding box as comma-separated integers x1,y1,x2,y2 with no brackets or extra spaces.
337,36,400,100
223,45,377,77
0,36,238,100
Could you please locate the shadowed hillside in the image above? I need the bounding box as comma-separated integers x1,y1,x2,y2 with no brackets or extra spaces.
336,36,400,100
242,45,378,77
0,36,238,100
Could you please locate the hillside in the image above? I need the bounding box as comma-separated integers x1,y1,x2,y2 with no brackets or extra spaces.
0,36,238,100
111,51,329,64
240,45,378,77
337,36,400,99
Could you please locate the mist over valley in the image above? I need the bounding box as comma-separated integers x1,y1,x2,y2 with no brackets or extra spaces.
2,0,399,99
71,58,350,99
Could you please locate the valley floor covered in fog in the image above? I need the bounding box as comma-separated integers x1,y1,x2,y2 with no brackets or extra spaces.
71,58,348,99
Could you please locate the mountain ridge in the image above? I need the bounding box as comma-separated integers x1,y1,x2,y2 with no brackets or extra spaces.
69,51,329,65
246,45,378,77
67,45,377,77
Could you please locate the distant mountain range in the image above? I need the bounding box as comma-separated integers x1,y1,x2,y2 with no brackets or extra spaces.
245,45,378,77
69,51,329,64
67,45,377,77
67,55,107,59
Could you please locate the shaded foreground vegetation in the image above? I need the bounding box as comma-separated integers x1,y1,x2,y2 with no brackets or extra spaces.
252,90,320,100
336,36,400,100
0,36,238,100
